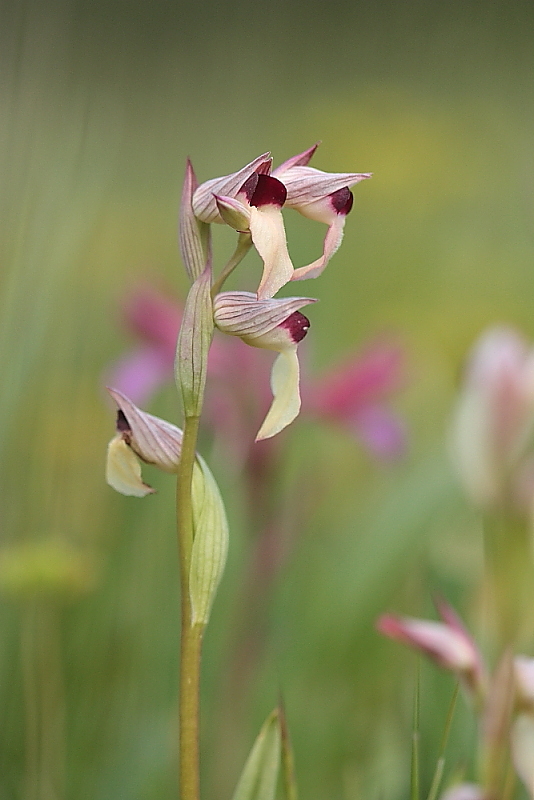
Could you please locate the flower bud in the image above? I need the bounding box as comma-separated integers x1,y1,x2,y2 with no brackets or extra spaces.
175,265,214,418
450,326,534,508
189,455,229,626
214,194,251,231
179,159,212,281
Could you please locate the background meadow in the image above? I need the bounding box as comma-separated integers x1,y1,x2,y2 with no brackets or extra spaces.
1,0,534,798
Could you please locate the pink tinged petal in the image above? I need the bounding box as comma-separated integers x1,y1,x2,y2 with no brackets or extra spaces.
105,345,174,408
107,388,183,472
351,405,407,460
179,159,212,281
256,348,301,441
377,614,479,673
272,143,320,175
512,714,534,799
291,213,346,282
279,165,371,207
214,195,251,231
106,437,155,497
213,292,315,343
434,597,486,687
192,153,272,223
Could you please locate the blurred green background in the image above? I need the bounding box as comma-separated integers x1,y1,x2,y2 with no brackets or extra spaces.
1,0,534,797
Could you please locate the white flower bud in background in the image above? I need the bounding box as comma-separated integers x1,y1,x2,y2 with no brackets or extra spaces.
439,784,486,800
450,326,534,508
512,713,534,799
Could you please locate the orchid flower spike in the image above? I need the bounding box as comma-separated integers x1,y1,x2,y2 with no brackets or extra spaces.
272,144,371,282
377,599,486,699
106,388,183,497
213,291,316,440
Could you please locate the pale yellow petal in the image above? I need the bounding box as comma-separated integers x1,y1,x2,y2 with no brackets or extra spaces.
106,437,155,497
256,349,300,441
249,206,294,300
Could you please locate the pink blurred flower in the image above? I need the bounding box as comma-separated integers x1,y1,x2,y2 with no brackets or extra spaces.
377,599,486,698
105,285,407,459
105,285,182,407
303,340,407,459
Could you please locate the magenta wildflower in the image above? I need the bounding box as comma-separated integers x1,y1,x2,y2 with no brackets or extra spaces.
303,339,407,459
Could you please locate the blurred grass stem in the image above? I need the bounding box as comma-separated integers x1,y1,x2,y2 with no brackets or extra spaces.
177,414,203,800
21,602,65,800
483,506,534,651
426,682,459,800
411,662,420,800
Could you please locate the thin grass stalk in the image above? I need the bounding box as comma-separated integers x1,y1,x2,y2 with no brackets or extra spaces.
426,682,459,800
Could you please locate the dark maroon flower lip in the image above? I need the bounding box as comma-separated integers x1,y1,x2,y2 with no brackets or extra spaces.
331,187,353,215
281,311,310,344
241,173,287,208
116,409,131,433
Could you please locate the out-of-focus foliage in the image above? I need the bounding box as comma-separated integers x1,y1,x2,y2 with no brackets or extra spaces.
1,0,534,798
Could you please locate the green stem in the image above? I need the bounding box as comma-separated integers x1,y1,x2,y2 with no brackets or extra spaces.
211,233,252,297
21,603,39,800
177,414,203,800
483,505,534,651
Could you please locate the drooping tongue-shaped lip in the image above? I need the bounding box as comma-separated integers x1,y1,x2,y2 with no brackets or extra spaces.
280,311,310,344
240,173,287,208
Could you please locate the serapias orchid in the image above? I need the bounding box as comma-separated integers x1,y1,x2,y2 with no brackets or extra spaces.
272,144,369,282
191,146,370,298
213,291,316,440
106,388,183,497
